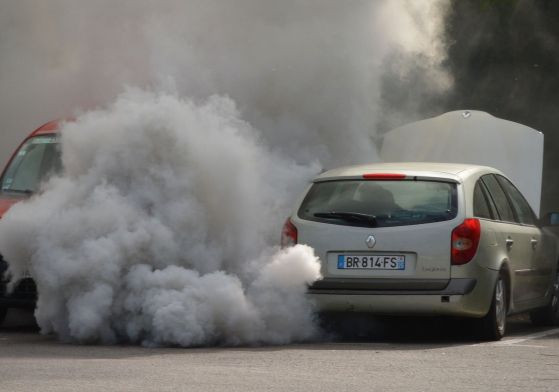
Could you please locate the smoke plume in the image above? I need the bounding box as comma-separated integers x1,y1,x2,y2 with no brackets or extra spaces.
0,91,322,345
0,0,450,167
381,0,559,212
0,1,450,346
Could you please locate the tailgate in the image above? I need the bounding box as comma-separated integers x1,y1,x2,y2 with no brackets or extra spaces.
293,178,462,290
295,218,457,289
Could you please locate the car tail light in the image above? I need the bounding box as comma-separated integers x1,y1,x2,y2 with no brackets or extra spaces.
281,218,297,248
451,218,481,265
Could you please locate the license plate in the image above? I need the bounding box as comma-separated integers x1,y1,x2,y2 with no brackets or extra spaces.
337,255,405,270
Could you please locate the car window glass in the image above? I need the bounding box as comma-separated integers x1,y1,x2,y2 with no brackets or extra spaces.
496,175,535,225
481,175,516,223
473,181,492,219
1,135,61,193
480,180,499,218
298,180,457,228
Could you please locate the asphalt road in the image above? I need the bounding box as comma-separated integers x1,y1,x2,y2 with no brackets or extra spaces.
1,309,559,392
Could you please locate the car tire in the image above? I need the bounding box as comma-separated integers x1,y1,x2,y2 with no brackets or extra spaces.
530,266,559,326
478,272,507,341
0,307,6,326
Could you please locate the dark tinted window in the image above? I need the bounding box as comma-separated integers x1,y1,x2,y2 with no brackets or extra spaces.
298,180,457,228
496,175,536,225
481,175,515,223
473,181,492,219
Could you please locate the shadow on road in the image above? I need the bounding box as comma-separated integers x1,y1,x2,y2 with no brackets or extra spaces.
1,307,554,355
0,308,38,332
315,312,550,348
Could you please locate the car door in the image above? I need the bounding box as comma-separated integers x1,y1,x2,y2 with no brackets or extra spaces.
496,175,549,301
481,174,537,306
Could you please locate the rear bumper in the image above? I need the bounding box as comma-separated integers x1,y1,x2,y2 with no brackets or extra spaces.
308,273,497,318
309,278,476,294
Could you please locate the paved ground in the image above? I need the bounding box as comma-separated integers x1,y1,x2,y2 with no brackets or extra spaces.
1,309,558,392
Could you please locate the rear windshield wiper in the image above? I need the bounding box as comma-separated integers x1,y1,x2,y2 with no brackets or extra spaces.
1,188,33,195
313,211,378,226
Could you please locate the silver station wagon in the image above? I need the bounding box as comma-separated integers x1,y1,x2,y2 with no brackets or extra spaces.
282,162,559,340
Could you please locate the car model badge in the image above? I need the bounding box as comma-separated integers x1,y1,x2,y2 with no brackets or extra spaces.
366,234,376,248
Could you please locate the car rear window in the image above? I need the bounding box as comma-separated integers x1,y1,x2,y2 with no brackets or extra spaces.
298,179,458,228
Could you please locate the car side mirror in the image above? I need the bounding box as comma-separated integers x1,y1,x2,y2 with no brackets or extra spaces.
544,212,559,226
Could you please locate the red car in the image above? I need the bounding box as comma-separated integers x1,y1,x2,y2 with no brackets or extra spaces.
0,120,61,325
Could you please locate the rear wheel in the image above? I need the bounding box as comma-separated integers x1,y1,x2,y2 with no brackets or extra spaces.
478,272,507,341
530,267,559,326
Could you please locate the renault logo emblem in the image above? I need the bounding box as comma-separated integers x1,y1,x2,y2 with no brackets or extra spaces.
366,234,376,248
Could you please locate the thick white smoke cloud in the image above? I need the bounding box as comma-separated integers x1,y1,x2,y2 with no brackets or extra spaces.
0,0,450,167
0,1,450,346
0,91,321,345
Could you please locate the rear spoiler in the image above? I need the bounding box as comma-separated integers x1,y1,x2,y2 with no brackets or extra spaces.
380,111,543,216
314,175,460,184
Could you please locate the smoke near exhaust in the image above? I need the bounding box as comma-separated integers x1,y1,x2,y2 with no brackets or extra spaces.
0,91,322,345
0,1,450,346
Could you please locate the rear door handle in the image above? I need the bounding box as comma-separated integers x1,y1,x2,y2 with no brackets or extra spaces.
506,237,514,248
531,238,538,249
